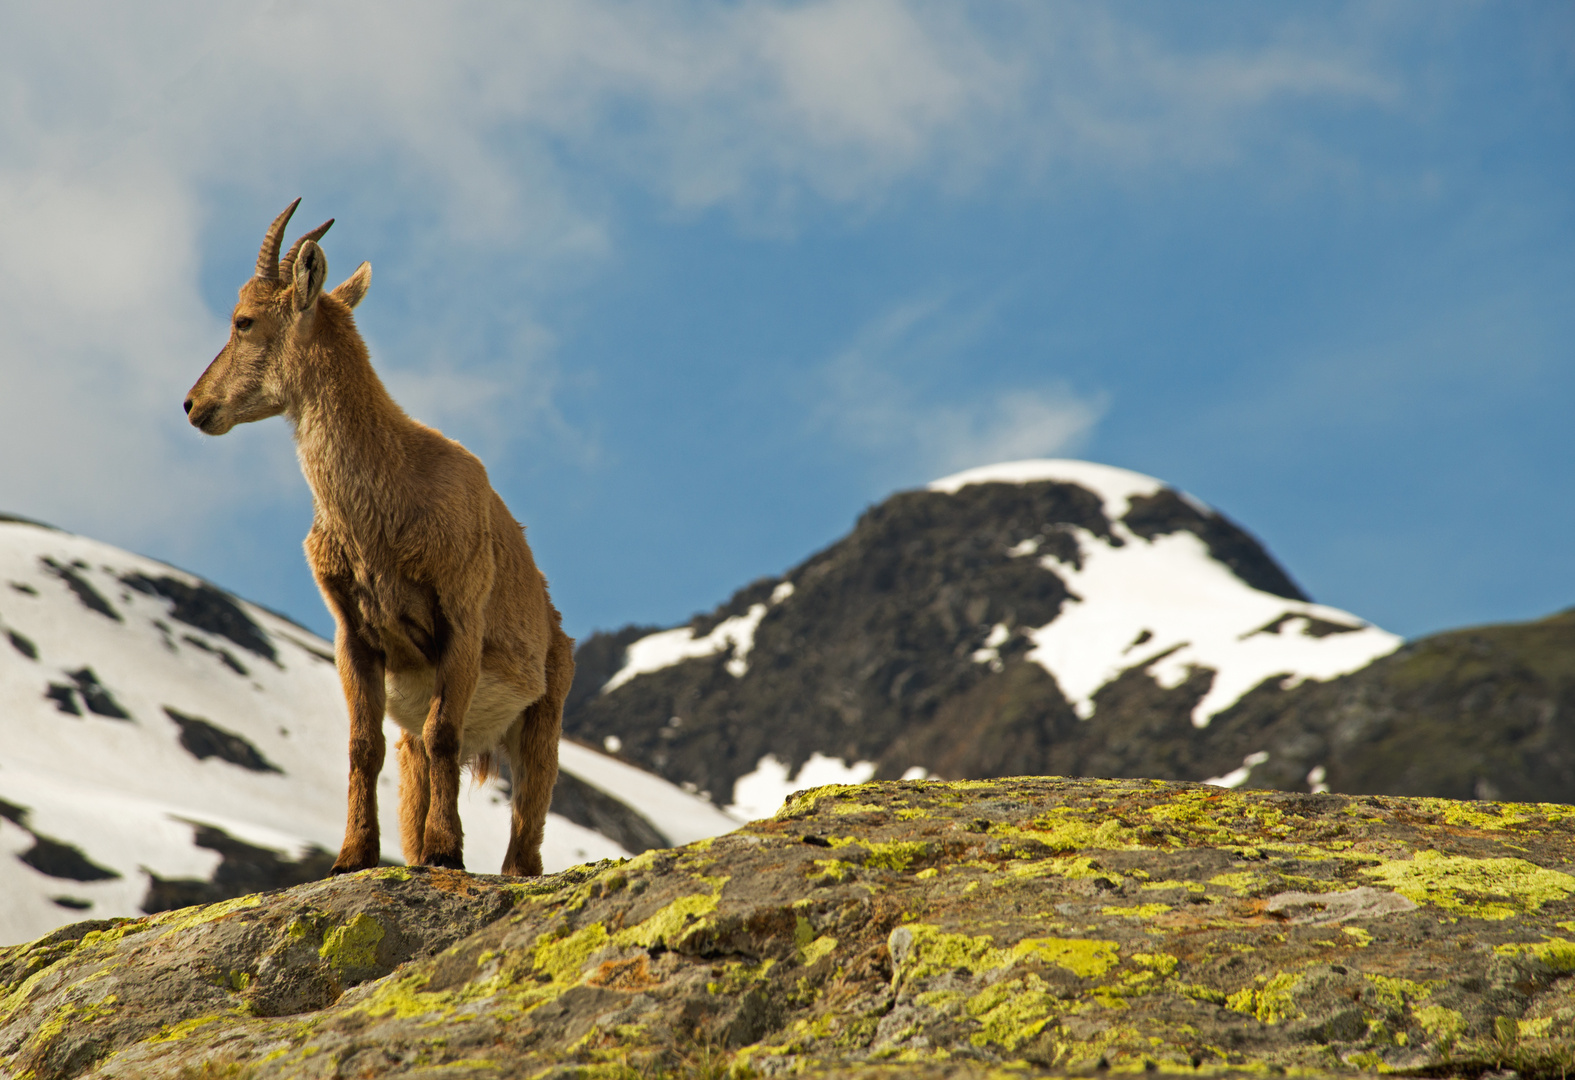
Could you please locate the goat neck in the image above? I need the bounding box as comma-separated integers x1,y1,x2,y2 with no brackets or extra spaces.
284,301,410,545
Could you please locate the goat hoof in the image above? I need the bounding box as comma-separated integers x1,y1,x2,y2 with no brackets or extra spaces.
421,852,465,871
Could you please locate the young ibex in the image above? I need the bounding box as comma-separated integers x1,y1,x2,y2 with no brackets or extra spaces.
184,199,573,876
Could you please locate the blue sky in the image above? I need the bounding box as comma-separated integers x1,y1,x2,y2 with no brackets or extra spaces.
0,2,1570,643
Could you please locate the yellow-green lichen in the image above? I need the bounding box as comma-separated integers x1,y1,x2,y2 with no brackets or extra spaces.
829,837,930,871
612,880,728,949
1362,851,1575,920
894,927,1120,985
536,922,612,983
1208,871,1263,896
791,913,839,966
1009,855,1123,884
831,802,884,815
776,784,872,818
154,893,263,931
28,998,120,1054
706,957,776,997
1405,797,1533,831
802,935,836,965
892,926,1006,985
1012,937,1120,978
1518,1016,1555,1039
862,840,930,871
1131,952,1178,976
1226,971,1305,1025
319,912,385,975
74,920,147,951
995,810,1143,854
1364,974,1437,1011
148,1014,225,1043
966,974,1059,1050
806,858,858,885
1180,983,1228,1005
1494,936,1575,973
1414,1004,1466,1044
1100,904,1171,918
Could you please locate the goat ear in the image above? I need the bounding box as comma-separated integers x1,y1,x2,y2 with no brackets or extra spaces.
329,261,372,310
292,240,328,312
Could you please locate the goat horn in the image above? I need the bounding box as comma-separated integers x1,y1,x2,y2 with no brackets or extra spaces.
255,198,302,280
281,219,335,279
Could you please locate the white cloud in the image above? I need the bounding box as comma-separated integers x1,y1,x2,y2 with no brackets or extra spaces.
0,1,1416,553
814,297,1105,486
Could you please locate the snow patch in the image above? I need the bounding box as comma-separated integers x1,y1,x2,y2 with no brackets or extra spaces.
602,604,768,692
602,578,798,693
927,459,1167,521
1205,751,1270,789
727,752,877,822
1023,525,1401,726
971,623,1011,671
1306,765,1331,794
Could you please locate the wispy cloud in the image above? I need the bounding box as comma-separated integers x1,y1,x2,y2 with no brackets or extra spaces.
0,0,1418,553
814,298,1105,487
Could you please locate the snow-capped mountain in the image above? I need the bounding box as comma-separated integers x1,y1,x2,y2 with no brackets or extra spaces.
565,459,1409,816
0,516,738,946
926,462,1400,728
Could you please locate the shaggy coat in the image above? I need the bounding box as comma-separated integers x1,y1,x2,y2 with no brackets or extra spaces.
184,199,572,875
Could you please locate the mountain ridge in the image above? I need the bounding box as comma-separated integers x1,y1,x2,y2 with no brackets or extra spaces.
564,459,1568,815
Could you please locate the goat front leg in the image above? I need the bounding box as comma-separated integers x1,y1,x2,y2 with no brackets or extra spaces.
419,627,481,869
331,623,387,874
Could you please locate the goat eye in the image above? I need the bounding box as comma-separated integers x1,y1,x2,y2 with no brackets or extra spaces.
234,317,254,331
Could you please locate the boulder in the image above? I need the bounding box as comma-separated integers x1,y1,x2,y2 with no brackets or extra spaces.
3,777,1574,1078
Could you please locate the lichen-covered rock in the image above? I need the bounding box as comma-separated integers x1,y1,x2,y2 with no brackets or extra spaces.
3,778,1575,1078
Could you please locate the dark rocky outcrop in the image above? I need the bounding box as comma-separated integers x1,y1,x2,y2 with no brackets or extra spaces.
119,573,278,665
39,558,119,623
44,669,132,721
163,708,283,774
18,836,121,884
4,777,1574,1078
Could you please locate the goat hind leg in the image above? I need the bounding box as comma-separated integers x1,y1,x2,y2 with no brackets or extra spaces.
503,629,570,876
396,731,430,867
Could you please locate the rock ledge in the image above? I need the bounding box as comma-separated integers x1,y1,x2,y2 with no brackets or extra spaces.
4,777,1575,1078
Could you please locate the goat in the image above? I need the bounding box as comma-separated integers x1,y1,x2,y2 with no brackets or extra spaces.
184,199,573,875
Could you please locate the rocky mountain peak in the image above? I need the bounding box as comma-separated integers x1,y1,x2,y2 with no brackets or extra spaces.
566,459,1400,817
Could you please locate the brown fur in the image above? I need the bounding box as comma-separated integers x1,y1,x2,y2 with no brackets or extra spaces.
184,199,572,876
